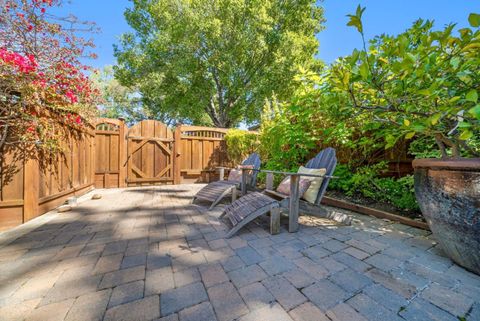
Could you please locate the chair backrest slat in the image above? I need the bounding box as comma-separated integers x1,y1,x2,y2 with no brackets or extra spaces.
241,153,261,187
304,148,337,205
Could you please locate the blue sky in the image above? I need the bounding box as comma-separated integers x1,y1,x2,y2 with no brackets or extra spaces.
54,0,480,68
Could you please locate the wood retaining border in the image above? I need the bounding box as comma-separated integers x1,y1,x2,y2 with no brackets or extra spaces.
321,196,430,230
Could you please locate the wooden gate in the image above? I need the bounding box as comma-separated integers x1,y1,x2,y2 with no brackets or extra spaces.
93,119,235,186
126,120,179,186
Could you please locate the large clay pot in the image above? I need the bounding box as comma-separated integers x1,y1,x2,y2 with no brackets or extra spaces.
413,158,480,275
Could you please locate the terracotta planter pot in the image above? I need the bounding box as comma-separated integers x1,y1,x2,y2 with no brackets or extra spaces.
413,158,480,275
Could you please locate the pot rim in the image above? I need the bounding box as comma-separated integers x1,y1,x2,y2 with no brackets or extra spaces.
413,158,480,171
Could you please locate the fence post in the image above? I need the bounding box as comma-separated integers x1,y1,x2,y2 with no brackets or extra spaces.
90,131,95,188
118,118,127,187
23,156,39,222
173,125,182,184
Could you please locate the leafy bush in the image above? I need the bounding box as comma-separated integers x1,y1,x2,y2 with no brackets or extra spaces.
248,8,480,214
256,71,419,211
334,7,480,158
259,72,385,172
329,164,419,211
224,129,259,165
0,0,99,154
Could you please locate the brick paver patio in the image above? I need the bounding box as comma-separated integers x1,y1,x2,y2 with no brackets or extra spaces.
0,185,479,321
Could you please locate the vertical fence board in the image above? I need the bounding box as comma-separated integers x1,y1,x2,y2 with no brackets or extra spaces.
173,126,182,184
23,157,39,222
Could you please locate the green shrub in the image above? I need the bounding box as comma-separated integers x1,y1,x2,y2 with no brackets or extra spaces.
330,164,419,211
224,129,259,165
335,8,480,158
256,73,419,212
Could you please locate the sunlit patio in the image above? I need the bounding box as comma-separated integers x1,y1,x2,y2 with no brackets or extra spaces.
0,185,478,321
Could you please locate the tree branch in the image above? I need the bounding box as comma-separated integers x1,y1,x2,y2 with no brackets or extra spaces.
0,125,8,153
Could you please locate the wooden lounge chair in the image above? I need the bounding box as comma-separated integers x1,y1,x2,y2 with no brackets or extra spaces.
192,153,261,210
220,148,352,238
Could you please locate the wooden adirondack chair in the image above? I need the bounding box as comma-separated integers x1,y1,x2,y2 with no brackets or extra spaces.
192,153,261,210
220,148,352,238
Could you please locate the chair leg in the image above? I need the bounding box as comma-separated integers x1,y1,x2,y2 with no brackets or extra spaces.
231,188,237,202
208,202,218,210
270,207,281,235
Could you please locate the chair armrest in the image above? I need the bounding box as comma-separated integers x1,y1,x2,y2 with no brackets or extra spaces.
215,166,232,170
215,167,233,181
257,169,337,179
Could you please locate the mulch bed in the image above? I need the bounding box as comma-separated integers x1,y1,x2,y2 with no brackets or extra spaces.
326,190,425,222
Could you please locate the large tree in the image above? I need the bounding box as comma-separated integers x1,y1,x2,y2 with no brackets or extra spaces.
92,66,145,125
114,0,324,127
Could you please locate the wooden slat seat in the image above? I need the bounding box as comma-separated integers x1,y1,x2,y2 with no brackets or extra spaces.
224,192,278,226
194,180,238,203
192,153,261,209
221,192,280,238
264,189,288,200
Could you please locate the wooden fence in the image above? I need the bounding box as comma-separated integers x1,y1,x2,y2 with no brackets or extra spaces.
94,118,127,188
179,126,230,183
0,128,95,231
0,118,237,230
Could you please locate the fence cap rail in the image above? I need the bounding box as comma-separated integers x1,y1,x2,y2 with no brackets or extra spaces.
179,125,229,133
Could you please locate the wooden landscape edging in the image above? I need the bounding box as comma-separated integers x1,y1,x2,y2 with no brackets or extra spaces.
321,196,430,230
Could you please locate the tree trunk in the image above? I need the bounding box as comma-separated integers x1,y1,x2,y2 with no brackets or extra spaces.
210,116,231,128
206,96,233,128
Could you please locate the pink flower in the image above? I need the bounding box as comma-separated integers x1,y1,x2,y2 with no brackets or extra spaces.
65,90,78,104
0,49,37,73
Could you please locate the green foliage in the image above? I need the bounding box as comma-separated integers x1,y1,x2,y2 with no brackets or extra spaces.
114,0,325,128
469,13,480,27
91,66,146,125
224,129,259,165
333,8,480,158
329,164,419,211
257,70,420,210
255,8,480,213
259,70,386,171
259,99,322,171
408,137,443,159
346,5,365,34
